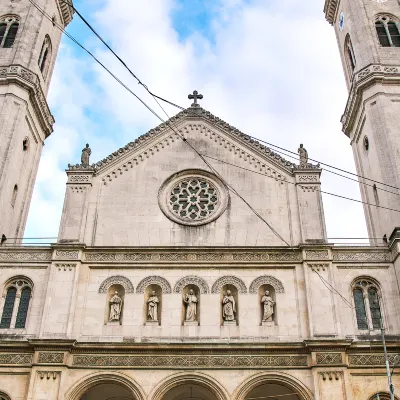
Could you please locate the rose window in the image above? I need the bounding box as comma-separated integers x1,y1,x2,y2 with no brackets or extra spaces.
159,170,229,226
169,179,219,221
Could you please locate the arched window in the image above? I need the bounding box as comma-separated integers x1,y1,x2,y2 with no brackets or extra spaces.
0,278,33,329
369,393,392,400
375,15,400,47
38,35,52,79
345,35,356,80
0,392,11,400
353,278,383,330
0,15,20,48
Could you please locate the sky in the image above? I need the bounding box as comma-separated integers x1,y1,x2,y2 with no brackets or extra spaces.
24,0,369,244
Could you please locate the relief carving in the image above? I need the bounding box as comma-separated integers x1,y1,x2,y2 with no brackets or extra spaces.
349,354,400,366
38,352,64,364
305,250,329,260
211,276,247,294
333,252,390,262
55,263,76,271
54,250,79,260
99,276,134,294
0,354,32,364
173,276,209,294
316,353,342,364
249,276,285,294
136,276,172,294
0,252,51,261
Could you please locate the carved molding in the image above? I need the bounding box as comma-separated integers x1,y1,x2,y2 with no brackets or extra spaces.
0,65,54,137
249,276,285,294
300,185,318,192
316,353,343,364
56,0,73,26
84,251,302,263
211,276,247,294
333,252,390,262
54,250,79,260
0,353,32,364
173,276,209,294
0,251,51,261
136,276,172,294
98,276,135,293
305,250,329,260
55,263,76,271
73,354,308,368
319,371,342,381
38,371,60,380
296,174,320,183
348,354,400,366
309,264,329,272
67,175,92,184
38,352,64,364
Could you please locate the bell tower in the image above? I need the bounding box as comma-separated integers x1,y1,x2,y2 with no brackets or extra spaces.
0,0,73,242
324,0,400,243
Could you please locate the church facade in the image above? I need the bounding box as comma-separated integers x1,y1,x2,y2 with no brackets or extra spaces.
0,0,400,399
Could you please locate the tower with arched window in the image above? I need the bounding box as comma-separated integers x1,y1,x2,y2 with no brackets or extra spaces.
0,0,73,243
324,0,400,244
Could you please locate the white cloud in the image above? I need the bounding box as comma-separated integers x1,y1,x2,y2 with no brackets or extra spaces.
25,0,368,243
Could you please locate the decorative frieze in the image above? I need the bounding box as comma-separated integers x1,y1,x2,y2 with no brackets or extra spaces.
249,276,285,294
305,250,329,260
297,175,319,182
54,250,79,260
333,252,390,262
319,371,342,381
316,353,342,364
0,353,32,365
73,354,308,368
67,175,91,183
38,352,64,364
0,251,51,261
348,354,400,366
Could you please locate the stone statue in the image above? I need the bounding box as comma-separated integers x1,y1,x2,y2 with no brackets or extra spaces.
298,143,308,168
222,290,236,321
147,291,159,321
261,291,275,322
184,289,198,321
109,291,122,322
81,143,91,166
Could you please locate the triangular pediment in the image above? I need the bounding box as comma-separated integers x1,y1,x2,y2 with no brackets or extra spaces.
68,107,313,184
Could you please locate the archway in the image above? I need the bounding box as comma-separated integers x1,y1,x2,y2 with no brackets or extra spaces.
233,372,314,400
162,383,219,400
80,383,133,400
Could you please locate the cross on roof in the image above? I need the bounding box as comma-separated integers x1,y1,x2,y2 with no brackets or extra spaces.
188,90,203,107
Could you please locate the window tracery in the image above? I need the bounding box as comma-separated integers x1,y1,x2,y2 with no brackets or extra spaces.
375,15,400,47
353,278,382,330
0,278,33,329
38,35,52,79
0,15,19,48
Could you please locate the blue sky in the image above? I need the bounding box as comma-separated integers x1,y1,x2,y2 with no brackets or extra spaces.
24,0,368,242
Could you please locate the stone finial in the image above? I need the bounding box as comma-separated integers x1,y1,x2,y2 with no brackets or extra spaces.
188,90,203,107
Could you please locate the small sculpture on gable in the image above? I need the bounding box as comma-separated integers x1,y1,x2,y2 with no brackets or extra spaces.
81,143,91,167
298,143,308,168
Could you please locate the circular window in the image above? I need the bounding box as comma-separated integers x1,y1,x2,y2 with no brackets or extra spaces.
364,136,370,151
158,169,229,226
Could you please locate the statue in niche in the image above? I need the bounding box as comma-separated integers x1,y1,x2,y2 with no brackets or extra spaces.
109,291,122,322
184,289,198,321
81,143,91,166
261,290,275,322
222,290,236,321
147,291,159,321
298,143,308,168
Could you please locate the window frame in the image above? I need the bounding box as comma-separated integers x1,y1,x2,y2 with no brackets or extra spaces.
38,35,52,80
344,34,356,82
351,277,384,332
0,15,20,48
0,277,33,330
375,14,400,48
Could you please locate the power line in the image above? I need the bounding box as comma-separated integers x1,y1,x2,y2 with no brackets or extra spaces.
30,0,290,246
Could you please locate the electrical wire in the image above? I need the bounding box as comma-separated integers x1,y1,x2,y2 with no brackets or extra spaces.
30,0,291,246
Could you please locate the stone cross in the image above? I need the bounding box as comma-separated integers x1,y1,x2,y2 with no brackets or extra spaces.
188,90,203,107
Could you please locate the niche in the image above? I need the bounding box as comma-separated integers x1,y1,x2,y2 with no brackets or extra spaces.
220,284,238,326
143,284,162,325
258,284,276,326
181,284,200,326
104,284,125,325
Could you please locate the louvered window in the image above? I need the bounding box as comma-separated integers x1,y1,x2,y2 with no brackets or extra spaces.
15,287,31,328
353,288,368,330
376,15,400,47
0,288,16,328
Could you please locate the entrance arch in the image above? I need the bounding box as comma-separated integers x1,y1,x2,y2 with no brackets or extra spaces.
232,372,314,400
65,372,146,400
151,372,229,400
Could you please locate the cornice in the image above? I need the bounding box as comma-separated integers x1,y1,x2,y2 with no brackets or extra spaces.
324,0,340,25
341,64,400,137
0,64,54,137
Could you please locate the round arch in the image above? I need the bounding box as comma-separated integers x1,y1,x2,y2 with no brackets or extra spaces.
367,391,400,400
232,372,314,400
64,371,146,400
150,372,229,400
